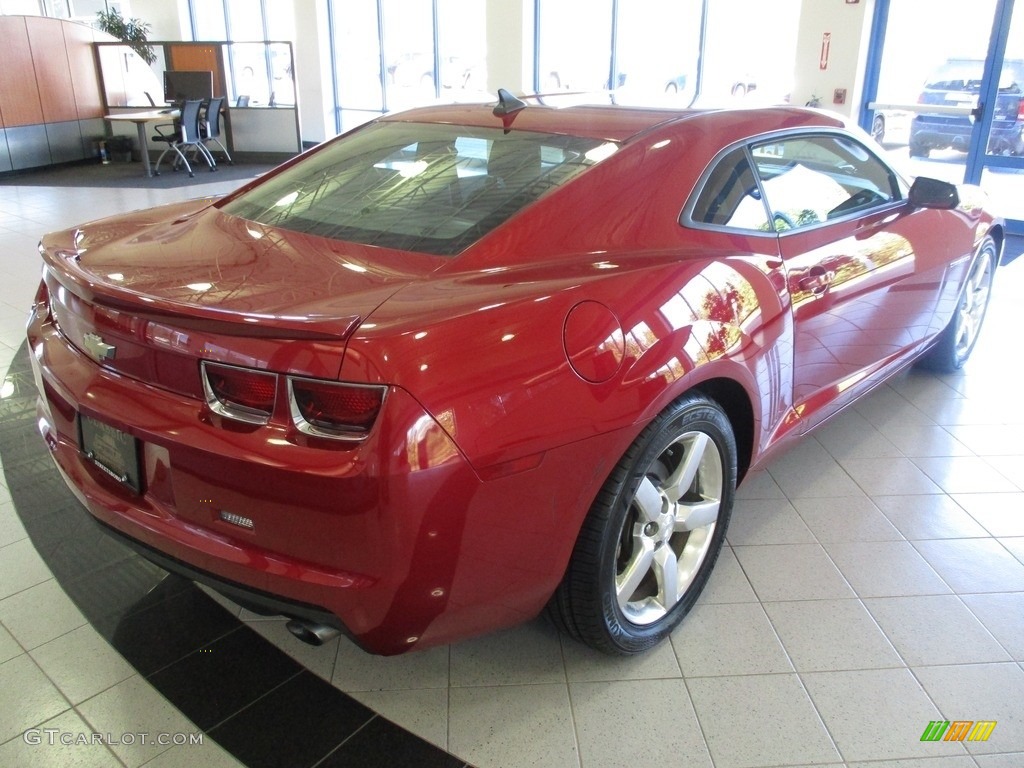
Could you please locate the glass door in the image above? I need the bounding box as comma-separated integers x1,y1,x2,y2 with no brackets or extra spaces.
864,0,1024,233
972,0,1024,227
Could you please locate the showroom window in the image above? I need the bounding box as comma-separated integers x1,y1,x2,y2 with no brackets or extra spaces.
328,0,488,134
187,0,295,107
536,0,702,106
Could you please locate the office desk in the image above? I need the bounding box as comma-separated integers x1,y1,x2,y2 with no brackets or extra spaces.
104,109,179,177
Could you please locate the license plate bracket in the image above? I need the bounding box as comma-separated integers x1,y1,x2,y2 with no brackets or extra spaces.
79,414,141,493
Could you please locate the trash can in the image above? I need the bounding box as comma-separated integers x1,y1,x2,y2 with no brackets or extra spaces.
106,135,133,162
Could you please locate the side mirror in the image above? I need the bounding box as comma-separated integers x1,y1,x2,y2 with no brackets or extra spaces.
908,177,959,209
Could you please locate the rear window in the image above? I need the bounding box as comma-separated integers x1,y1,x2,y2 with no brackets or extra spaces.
221,121,614,255
925,59,1024,92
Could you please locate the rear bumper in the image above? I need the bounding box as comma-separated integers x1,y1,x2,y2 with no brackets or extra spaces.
27,308,627,653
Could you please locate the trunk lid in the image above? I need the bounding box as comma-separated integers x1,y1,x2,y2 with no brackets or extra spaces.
42,201,443,392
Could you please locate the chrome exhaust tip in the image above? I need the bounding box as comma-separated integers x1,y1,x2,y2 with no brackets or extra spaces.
285,619,341,646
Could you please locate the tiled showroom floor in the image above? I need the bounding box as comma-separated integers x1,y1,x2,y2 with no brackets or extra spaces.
0,166,1022,768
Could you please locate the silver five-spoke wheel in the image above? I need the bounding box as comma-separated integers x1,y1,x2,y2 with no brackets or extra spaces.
616,430,722,625
548,393,736,655
919,236,997,372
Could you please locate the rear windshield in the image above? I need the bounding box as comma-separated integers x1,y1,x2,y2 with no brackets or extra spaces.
221,121,613,255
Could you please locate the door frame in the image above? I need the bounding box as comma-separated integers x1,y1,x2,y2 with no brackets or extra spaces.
860,0,1024,234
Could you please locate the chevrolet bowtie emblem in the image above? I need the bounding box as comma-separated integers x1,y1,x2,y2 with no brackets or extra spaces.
83,333,116,361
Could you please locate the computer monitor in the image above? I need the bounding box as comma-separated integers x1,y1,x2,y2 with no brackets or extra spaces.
163,70,214,103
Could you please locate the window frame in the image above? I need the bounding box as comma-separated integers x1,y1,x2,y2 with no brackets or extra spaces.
682,128,910,238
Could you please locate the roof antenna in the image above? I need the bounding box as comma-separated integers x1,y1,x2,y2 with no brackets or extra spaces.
493,88,527,118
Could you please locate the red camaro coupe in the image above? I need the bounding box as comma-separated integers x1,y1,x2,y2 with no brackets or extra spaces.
28,95,999,655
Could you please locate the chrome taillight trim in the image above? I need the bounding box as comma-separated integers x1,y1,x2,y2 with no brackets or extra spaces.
286,377,388,441
201,360,277,426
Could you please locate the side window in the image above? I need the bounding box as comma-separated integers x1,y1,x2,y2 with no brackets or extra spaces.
689,147,772,232
751,135,900,232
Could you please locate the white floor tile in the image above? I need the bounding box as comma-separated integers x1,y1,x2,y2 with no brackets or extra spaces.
961,593,1024,660
823,540,951,597
449,620,564,688
727,497,816,546
448,683,579,768
803,668,966,762
76,675,203,768
687,673,840,768
0,539,53,601
0,708,122,768
671,602,793,677
764,599,903,672
913,539,1024,593
914,663,1024,755
0,579,87,650
864,595,1010,666
29,624,136,705
793,495,904,542
952,493,1024,537
699,545,759,604
570,679,712,768
840,457,944,496
0,654,70,744
733,543,855,602
873,495,989,540
561,632,681,683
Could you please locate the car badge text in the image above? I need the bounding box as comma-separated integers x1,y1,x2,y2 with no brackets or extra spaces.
83,333,116,361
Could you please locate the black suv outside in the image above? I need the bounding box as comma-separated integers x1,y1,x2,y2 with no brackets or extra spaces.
909,58,1024,157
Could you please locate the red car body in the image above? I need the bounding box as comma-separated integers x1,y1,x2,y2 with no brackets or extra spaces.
27,104,1000,655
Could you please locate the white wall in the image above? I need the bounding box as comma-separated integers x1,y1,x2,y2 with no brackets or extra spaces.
292,0,334,144
792,0,876,117
130,0,192,40
485,0,533,95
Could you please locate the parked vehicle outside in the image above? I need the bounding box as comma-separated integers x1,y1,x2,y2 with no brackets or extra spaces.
909,57,1024,157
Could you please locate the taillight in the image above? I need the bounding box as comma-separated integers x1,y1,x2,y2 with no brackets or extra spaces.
202,361,277,424
288,378,386,439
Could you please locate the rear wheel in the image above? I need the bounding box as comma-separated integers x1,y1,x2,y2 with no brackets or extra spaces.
547,393,736,655
918,236,996,372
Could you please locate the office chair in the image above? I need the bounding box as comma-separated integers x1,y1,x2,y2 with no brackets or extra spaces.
152,99,216,177
200,97,233,165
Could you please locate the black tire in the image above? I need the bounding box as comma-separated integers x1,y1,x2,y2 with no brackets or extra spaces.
547,393,737,655
909,140,930,158
917,236,996,372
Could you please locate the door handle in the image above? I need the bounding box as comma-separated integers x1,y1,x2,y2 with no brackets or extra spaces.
798,266,834,294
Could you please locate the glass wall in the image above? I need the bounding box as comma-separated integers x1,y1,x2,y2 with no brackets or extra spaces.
614,0,703,105
536,0,614,93
329,0,488,134
189,0,295,107
325,0,800,134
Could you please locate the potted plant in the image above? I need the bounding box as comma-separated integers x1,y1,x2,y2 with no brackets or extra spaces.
96,8,156,65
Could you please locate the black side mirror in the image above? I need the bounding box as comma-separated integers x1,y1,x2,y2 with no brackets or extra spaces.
908,177,959,209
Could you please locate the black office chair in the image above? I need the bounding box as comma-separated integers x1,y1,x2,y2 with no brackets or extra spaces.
151,99,216,177
200,97,233,165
